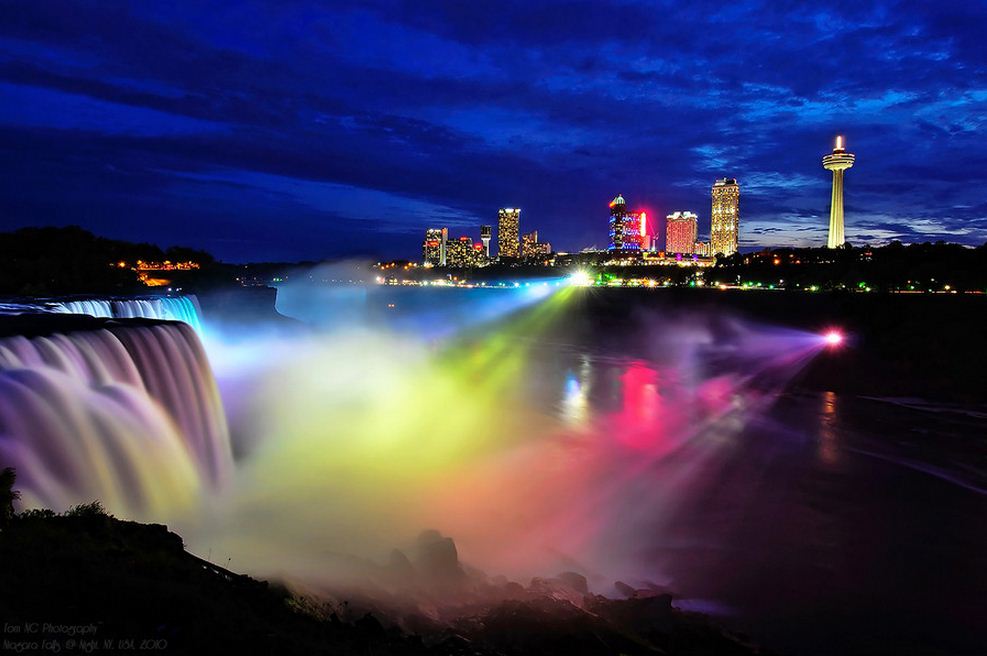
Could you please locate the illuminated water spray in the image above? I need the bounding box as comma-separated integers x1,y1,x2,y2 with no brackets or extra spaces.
1,283,841,595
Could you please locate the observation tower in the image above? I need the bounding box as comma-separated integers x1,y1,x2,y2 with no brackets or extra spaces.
822,135,855,248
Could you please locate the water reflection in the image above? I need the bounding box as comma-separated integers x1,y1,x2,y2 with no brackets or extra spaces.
559,356,592,426
818,390,840,466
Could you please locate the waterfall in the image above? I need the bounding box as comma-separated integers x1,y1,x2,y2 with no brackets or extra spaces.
0,321,231,517
52,299,114,318
49,295,203,332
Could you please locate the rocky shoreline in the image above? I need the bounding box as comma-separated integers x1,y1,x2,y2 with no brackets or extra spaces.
0,509,770,655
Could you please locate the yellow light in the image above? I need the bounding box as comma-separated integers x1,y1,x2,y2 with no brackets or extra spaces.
835,135,843,150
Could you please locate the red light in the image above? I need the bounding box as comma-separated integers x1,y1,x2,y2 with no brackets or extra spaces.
824,330,843,346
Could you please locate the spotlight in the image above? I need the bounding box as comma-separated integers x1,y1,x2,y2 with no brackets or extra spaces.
823,330,844,346
568,270,594,287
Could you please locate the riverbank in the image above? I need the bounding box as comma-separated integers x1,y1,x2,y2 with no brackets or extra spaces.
0,508,767,655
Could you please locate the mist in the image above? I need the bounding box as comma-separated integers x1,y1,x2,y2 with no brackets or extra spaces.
177,276,831,606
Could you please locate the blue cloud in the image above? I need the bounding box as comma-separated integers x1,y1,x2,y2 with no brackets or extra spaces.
0,0,985,260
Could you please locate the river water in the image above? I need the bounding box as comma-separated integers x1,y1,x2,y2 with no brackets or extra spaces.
233,284,987,655
491,319,987,655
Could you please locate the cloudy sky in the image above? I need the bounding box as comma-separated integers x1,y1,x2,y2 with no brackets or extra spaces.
1,0,985,261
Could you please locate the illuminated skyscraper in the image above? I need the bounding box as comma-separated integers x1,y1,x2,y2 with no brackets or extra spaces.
498,208,520,259
446,236,487,268
522,230,538,257
480,225,492,257
629,211,646,250
609,195,627,250
471,241,488,267
521,230,552,260
666,211,698,254
710,178,739,256
422,227,448,266
822,135,855,248
608,196,645,251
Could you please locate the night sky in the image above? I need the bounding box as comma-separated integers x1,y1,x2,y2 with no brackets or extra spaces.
2,1,985,262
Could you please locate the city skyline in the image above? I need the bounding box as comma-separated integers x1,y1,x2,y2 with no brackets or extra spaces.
2,2,986,262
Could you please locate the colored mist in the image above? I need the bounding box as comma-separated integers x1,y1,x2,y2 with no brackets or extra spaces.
1,283,831,577
2,283,985,654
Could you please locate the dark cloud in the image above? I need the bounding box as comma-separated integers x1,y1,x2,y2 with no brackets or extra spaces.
0,0,985,260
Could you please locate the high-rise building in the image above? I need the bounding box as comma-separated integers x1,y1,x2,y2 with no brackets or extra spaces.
471,241,488,267
666,211,698,254
710,178,740,256
609,195,627,250
521,230,552,260
694,241,712,257
480,225,492,257
522,230,538,257
445,236,487,268
530,242,551,257
422,227,448,266
608,196,645,251
498,208,520,259
822,135,855,248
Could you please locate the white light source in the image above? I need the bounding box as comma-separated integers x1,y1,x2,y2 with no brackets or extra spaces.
568,270,594,287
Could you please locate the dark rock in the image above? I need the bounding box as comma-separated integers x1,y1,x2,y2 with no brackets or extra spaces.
459,598,659,655
556,571,589,594
588,594,674,635
615,580,637,598
528,577,586,609
387,548,417,584
414,529,465,583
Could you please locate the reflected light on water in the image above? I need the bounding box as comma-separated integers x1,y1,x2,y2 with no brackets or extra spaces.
818,390,840,466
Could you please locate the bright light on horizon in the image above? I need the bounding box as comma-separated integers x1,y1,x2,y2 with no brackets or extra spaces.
568,270,594,287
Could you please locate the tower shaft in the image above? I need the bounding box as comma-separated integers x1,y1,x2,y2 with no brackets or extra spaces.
822,135,854,248
827,169,845,248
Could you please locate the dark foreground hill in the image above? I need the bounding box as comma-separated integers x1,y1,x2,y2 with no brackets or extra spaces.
0,506,766,656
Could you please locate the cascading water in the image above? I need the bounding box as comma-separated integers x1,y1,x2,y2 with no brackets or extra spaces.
111,297,204,333
50,295,204,333
0,320,231,518
51,299,113,318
